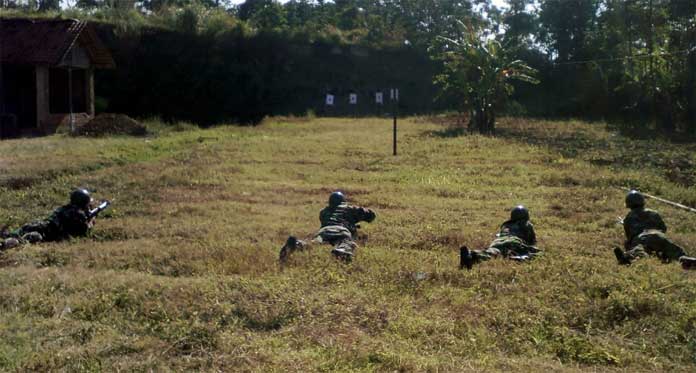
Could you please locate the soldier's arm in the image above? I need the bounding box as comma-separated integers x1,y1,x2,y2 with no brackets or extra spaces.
527,223,537,246
319,208,329,227
622,213,633,240
655,212,667,233
69,209,92,236
349,206,376,223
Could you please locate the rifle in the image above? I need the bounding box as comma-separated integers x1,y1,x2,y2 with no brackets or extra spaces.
88,200,111,219
615,187,696,214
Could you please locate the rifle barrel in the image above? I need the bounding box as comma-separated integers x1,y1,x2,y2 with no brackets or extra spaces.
616,187,696,214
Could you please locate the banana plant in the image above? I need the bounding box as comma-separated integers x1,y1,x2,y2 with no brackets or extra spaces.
433,21,539,134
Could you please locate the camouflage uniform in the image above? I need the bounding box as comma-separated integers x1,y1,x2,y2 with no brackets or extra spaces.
622,208,687,262
315,203,375,259
7,204,93,244
472,220,540,261
280,203,375,262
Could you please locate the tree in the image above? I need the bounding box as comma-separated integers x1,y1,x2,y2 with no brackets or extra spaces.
433,22,539,134
38,0,60,11
538,0,600,62
238,0,286,29
502,0,537,52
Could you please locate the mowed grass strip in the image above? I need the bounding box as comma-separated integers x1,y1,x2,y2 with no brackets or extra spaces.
0,117,695,371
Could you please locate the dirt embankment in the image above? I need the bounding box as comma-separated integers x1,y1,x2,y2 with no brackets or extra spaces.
73,114,147,137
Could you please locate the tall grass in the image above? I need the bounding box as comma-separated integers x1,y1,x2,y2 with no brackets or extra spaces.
0,117,695,371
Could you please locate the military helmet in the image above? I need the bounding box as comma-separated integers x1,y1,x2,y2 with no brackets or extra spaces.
70,188,92,208
625,190,645,209
510,205,530,222
329,191,345,207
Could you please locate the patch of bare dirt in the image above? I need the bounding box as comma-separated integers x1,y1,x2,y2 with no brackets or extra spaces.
73,114,147,137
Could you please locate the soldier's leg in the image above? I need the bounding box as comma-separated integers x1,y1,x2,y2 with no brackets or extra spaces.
477,247,501,261
460,244,501,270
279,236,311,263
0,237,21,251
331,239,357,262
680,256,696,270
0,222,46,251
660,241,687,263
614,244,648,265
316,226,353,245
506,242,542,261
16,221,50,243
639,234,687,263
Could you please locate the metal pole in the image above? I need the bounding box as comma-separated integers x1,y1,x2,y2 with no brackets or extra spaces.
649,0,656,125
625,0,634,76
393,110,397,156
0,17,4,116
68,66,74,133
0,17,4,139
392,89,398,156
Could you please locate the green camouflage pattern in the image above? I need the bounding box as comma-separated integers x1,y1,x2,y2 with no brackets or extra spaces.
281,203,376,263
313,225,353,245
622,208,688,263
623,208,667,244
319,203,376,236
472,220,540,261
13,204,92,242
625,229,687,262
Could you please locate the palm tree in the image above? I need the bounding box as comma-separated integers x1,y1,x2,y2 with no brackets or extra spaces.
434,22,539,134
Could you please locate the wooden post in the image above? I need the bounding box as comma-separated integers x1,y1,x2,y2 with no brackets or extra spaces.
35,66,50,130
86,68,95,116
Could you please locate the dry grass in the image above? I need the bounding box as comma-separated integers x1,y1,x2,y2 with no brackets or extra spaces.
0,117,695,371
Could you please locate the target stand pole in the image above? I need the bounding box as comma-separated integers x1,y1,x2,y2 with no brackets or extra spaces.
393,110,397,156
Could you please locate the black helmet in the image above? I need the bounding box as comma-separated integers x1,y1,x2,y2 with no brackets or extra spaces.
510,205,529,221
329,191,345,207
625,190,645,209
70,188,92,208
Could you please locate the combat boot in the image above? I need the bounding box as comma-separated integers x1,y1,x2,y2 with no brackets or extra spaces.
614,247,631,266
0,224,9,238
331,248,353,263
679,256,696,270
279,236,306,263
460,246,474,270
331,240,356,263
1,238,20,251
22,232,43,244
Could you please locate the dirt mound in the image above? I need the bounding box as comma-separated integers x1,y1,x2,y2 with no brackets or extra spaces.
74,114,147,137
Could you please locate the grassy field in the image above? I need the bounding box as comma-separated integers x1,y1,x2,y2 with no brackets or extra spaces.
1,117,695,372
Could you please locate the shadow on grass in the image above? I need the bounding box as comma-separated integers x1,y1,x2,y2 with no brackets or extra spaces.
428,127,470,138
494,120,696,189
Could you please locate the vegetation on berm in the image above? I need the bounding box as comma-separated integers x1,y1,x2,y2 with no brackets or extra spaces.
1,117,695,371
2,0,694,132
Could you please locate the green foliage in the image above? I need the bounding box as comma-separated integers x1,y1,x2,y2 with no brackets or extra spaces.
92,22,438,125
433,21,539,133
2,0,694,132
